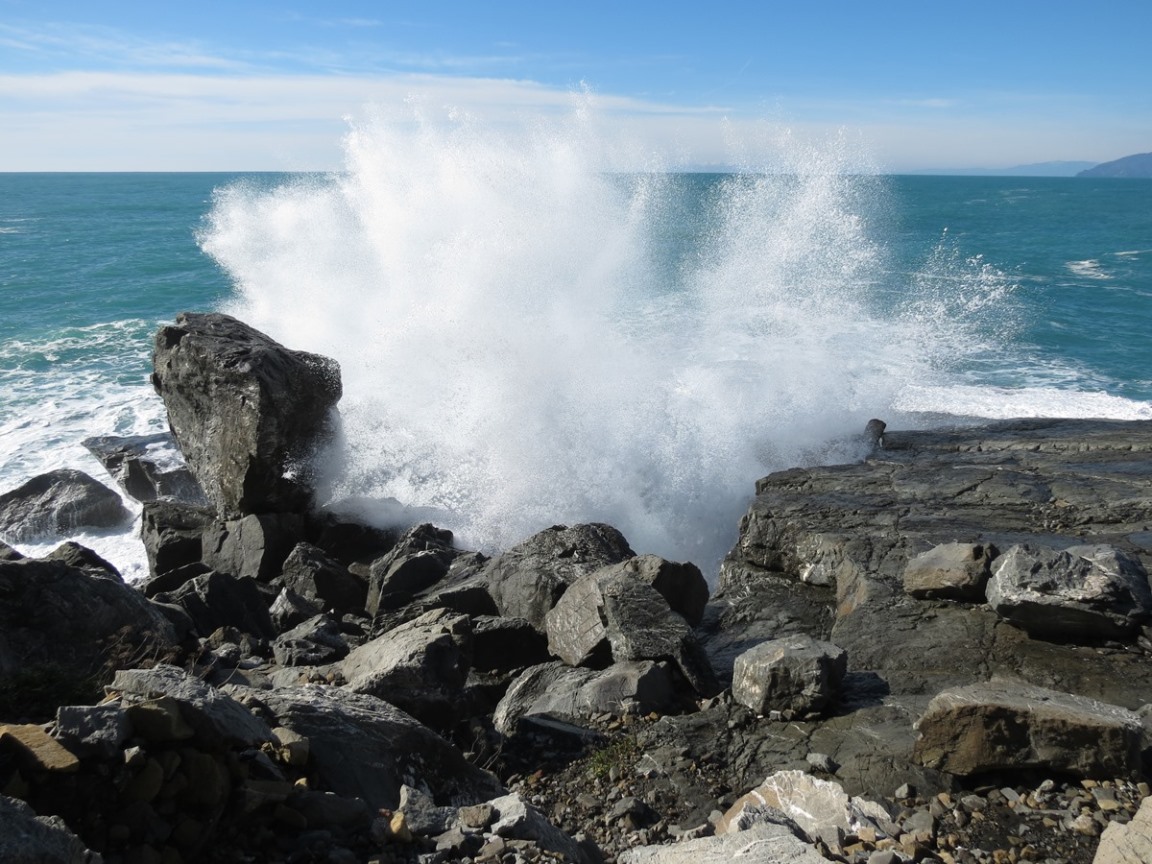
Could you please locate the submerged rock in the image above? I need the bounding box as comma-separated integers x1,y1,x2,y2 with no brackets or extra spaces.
151,312,342,518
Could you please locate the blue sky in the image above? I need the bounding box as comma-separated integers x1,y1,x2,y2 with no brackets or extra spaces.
1,0,1149,171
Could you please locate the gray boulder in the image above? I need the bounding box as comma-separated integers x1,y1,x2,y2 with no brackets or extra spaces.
341,608,472,724
140,500,215,578
269,586,323,632
154,571,275,641
731,634,847,718
913,679,1143,778
489,792,596,864
493,660,676,735
484,523,634,631
202,512,303,582
82,431,207,505
986,543,1152,640
151,312,342,518
54,703,132,760
0,794,97,864
111,664,274,748
0,468,129,542
280,541,366,613
366,523,457,614
272,614,349,666
902,542,994,601
251,685,503,809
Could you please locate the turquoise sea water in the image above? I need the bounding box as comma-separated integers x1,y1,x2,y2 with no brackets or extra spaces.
1,169,1150,577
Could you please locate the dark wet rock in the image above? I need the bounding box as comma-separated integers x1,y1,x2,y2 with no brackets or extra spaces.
279,541,366,613
731,633,847,718
111,664,274,748
250,684,503,810
40,541,122,581
902,541,994,600
471,615,551,673
201,512,303,583
82,431,208,505
484,523,635,631
341,608,472,725
271,614,349,666
0,540,24,561
987,543,1152,640
366,524,458,615
0,556,177,714
136,561,211,599
493,660,677,734
151,311,342,518
140,499,215,578
912,679,1143,778
0,468,129,543
154,571,275,641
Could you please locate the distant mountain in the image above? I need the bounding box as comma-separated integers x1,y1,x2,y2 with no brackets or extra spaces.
1077,152,1152,178
904,161,1097,177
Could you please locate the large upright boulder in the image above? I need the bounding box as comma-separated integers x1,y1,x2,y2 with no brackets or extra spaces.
151,312,342,518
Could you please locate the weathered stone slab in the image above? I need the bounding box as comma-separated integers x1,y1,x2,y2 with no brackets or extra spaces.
912,679,1142,778
618,820,825,864
1094,794,1152,864
0,724,80,773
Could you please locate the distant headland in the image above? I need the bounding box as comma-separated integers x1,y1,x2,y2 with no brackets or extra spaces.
1077,151,1152,178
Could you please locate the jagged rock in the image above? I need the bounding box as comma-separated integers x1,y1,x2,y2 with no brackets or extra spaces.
202,512,303,583
399,783,458,835
269,586,323,632
309,514,398,568
0,557,177,713
0,794,97,864
716,771,884,843
250,685,503,810
137,562,210,599
902,542,994,600
484,523,635,631
111,664,273,748
54,703,132,759
913,679,1143,778
82,431,208,505
1094,794,1152,864
280,542,366,613
140,500,215,578
986,544,1152,640
489,792,596,864
151,311,342,518
272,614,349,666
41,541,121,581
154,571,275,641
731,634,847,718
0,468,129,542
618,821,825,863
596,555,710,626
366,523,457,614
341,608,472,724
0,539,24,561
493,660,676,735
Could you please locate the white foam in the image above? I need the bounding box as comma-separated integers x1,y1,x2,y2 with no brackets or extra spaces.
896,383,1152,421
1066,259,1111,280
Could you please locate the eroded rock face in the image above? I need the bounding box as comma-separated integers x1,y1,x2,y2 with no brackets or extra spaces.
151,312,342,518
986,544,1152,641
0,469,129,543
902,542,994,601
912,679,1143,778
1094,794,1152,864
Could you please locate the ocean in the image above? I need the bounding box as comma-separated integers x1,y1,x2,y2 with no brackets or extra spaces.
2,141,1150,581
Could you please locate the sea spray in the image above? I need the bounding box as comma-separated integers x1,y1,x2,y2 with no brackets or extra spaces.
201,105,1010,573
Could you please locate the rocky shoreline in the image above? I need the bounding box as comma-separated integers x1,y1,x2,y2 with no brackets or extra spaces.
2,312,1151,864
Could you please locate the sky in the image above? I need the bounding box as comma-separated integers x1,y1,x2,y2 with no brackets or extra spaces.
1,0,1149,172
